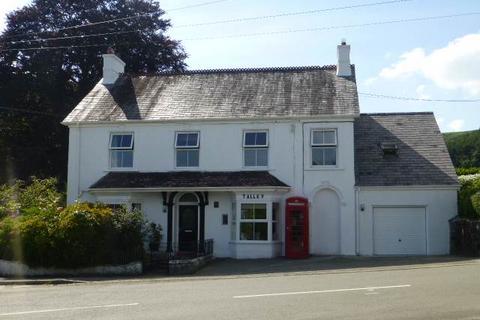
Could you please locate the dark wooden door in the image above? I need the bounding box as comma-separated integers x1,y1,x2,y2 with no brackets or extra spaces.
178,205,198,252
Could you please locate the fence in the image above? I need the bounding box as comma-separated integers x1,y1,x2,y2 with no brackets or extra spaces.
450,217,480,256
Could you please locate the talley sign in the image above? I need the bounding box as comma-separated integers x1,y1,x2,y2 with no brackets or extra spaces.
242,194,265,200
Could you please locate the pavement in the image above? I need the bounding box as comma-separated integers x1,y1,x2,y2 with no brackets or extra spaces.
0,255,476,284
1,256,480,319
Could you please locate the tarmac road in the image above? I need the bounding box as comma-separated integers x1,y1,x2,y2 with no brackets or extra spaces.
1,258,480,319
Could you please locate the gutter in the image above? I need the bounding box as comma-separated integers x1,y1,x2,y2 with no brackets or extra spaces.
61,114,359,127
88,186,291,193
356,185,460,191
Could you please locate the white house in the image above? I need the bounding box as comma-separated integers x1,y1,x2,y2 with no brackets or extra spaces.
62,42,458,258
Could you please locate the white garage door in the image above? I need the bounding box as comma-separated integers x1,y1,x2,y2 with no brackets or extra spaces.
373,207,427,255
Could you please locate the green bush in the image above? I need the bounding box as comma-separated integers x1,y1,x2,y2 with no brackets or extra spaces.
456,167,480,176
0,183,20,219
0,177,64,219
19,177,64,213
0,202,146,268
458,174,480,219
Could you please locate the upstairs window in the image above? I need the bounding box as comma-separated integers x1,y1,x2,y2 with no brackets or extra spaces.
243,131,268,167
175,132,199,167
109,133,134,168
311,129,337,166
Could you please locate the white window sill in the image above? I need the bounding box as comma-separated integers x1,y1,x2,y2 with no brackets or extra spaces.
242,166,271,171
106,167,137,172
305,166,344,171
229,240,282,245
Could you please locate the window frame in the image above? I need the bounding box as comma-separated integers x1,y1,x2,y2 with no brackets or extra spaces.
311,129,338,167
239,203,269,241
175,131,200,149
243,130,269,168
175,131,200,168
109,132,134,169
310,129,337,146
243,130,269,148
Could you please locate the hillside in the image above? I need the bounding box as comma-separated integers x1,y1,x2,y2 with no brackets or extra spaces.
443,130,480,168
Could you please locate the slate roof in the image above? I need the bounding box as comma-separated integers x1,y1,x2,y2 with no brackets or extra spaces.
354,112,458,186
90,171,290,189
63,65,359,123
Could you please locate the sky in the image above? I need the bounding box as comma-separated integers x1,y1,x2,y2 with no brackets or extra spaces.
1,0,479,132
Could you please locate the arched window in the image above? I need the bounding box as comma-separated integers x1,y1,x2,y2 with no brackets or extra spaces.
178,193,198,203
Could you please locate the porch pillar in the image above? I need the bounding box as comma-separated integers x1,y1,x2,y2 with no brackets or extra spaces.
196,192,208,253
164,192,177,253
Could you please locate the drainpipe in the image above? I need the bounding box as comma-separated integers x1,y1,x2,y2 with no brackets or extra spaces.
76,122,82,202
354,186,360,255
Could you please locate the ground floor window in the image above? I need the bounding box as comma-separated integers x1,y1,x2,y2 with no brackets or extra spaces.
240,203,268,240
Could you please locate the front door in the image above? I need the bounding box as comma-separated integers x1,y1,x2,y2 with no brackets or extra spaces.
178,205,198,252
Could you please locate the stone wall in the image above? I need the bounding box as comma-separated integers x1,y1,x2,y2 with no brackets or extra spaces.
0,260,142,277
168,255,212,275
450,218,480,256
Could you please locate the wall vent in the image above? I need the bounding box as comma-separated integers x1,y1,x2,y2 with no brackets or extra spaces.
380,142,399,156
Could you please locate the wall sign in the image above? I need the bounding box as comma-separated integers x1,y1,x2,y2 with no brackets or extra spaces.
242,193,265,200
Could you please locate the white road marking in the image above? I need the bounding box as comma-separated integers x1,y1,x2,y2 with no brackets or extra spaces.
0,303,140,317
233,284,411,299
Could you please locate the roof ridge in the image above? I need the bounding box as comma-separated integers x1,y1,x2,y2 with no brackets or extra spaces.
130,65,338,77
361,112,434,116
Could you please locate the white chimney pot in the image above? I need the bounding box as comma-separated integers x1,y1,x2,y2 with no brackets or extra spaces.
102,53,126,85
336,40,351,77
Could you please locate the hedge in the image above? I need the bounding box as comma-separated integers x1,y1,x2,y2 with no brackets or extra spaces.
458,174,480,219
456,167,480,176
0,203,145,268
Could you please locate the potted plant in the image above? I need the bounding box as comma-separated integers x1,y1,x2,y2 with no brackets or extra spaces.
148,222,162,253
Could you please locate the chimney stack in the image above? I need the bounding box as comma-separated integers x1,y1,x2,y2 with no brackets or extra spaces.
102,48,126,85
336,39,351,77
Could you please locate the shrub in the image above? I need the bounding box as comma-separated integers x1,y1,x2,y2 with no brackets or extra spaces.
458,174,480,219
456,167,480,176
0,177,64,219
0,183,21,218
0,202,146,268
147,222,162,252
0,217,18,261
18,177,64,213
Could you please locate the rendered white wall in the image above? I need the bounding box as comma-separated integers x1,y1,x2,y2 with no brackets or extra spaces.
204,192,232,257
358,188,458,255
303,122,357,255
66,118,356,257
311,189,341,254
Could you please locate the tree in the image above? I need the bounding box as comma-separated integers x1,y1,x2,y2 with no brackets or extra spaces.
0,0,187,184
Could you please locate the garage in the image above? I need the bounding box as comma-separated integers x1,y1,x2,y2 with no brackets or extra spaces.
373,207,427,255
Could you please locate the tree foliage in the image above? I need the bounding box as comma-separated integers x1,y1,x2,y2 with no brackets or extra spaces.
0,0,187,184
444,130,480,168
458,174,480,219
0,177,63,218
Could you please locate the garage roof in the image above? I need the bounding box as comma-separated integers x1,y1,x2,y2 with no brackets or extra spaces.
354,112,458,186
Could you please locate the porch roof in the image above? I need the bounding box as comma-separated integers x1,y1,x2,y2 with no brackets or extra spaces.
89,171,290,191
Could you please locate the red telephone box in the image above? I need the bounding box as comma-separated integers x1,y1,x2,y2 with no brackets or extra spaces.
285,197,309,259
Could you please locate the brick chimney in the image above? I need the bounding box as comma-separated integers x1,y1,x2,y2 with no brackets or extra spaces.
102,48,126,85
336,39,351,77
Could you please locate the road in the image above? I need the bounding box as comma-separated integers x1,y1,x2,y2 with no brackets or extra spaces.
1,260,480,319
